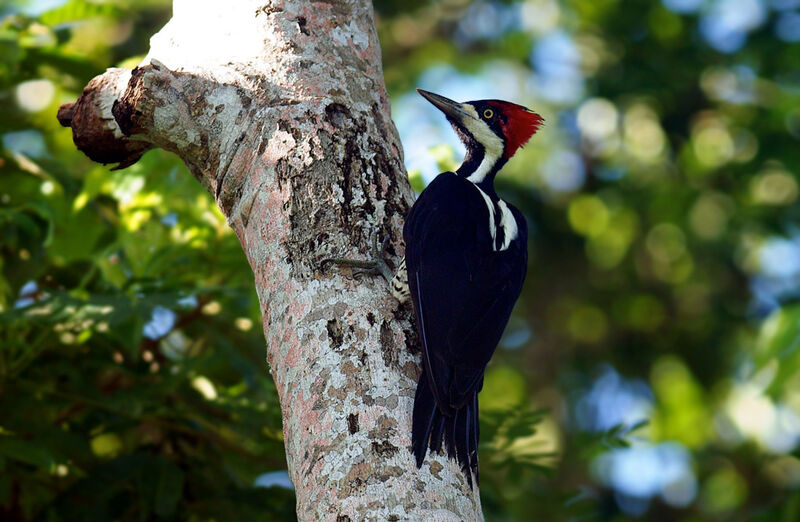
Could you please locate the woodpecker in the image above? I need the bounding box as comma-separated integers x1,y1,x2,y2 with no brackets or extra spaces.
325,90,542,485
404,90,542,485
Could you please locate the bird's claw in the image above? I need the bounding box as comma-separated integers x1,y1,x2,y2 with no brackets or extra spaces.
371,231,390,259
322,231,394,284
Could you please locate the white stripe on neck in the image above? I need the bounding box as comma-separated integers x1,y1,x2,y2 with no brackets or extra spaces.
471,184,497,247
458,105,504,184
471,186,517,252
466,148,501,184
496,199,518,251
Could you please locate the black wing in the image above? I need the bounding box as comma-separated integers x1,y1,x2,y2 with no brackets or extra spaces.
404,172,527,412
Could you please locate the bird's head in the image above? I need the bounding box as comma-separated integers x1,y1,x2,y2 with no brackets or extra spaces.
417,89,543,183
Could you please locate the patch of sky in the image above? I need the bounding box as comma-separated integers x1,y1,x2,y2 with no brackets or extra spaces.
750,278,783,316
454,0,521,46
592,442,698,512
720,378,800,453
3,130,48,159
775,11,800,41
760,237,800,279
161,212,179,227
14,280,38,309
559,109,581,142
541,149,585,193
595,166,627,181
529,30,584,105
662,0,706,13
709,65,757,104
2,0,67,16
500,315,532,350
771,0,800,9
176,294,198,309
699,0,767,53
765,405,800,453
254,470,294,490
574,365,653,432
750,234,800,315
143,306,176,340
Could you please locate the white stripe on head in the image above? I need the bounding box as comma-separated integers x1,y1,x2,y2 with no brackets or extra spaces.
459,104,504,184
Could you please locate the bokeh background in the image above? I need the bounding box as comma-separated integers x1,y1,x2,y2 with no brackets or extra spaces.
2,0,800,520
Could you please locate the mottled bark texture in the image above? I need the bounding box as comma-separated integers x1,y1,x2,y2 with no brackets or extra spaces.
58,1,483,520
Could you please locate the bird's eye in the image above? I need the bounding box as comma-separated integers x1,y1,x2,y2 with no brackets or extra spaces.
483,109,494,119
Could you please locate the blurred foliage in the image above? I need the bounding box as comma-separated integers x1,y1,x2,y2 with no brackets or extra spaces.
0,2,292,520
2,0,800,520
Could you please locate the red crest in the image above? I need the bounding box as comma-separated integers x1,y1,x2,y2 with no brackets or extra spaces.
487,101,544,159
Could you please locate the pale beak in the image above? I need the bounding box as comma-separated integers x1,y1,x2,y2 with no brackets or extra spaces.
417,89,475,122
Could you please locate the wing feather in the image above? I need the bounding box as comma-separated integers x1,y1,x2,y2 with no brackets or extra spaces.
404,173,527,413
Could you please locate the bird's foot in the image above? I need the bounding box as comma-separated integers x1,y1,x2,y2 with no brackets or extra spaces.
322,232,394,284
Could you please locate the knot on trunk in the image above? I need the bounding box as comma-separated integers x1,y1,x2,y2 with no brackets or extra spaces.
57,68,152,170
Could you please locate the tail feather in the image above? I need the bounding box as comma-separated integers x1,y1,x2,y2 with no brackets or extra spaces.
445,412,458,460
471,392,480,485
412,375,436,468
411,372,479,487
455,406,472,487
430,414,445,454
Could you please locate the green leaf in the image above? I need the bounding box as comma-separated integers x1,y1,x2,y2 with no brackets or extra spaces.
154,458,184,517
0,435,55,468
38,0,122,27
755,305,800,396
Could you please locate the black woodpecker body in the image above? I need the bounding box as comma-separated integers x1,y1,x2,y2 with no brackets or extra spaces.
407,89,543,485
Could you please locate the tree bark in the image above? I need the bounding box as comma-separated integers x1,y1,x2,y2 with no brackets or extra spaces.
59,1,483,519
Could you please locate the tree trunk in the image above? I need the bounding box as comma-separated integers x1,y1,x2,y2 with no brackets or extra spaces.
58,1,483,519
